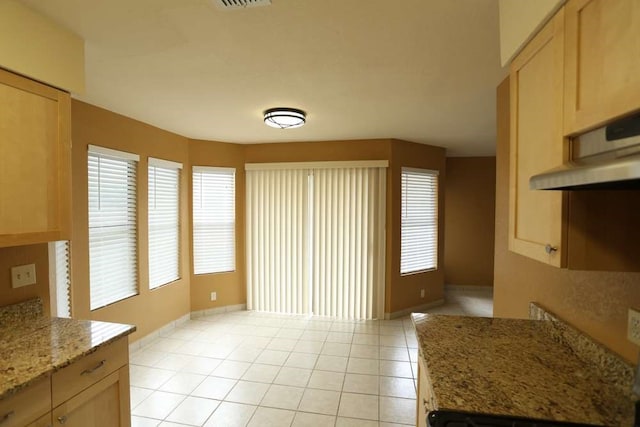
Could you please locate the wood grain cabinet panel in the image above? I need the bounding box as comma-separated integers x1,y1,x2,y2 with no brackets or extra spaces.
52,367,130,427
564,0,640,134
0,68,71,247
52,338,128,407
0,378,51,427
508,8,567,267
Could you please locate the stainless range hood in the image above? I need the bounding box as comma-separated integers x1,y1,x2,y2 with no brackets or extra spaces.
530,113,640,190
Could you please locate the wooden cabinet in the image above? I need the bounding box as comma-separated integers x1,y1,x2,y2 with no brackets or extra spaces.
564,0,640,134
0,378,51,427
416,357,433,427
52,367,130,427
508,8,567,267
51,338,131,427
0,67,71,247
0,338,131,427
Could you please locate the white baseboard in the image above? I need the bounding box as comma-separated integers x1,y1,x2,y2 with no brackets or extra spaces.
129,312,191,353
383,299,445,320
190,303,247,319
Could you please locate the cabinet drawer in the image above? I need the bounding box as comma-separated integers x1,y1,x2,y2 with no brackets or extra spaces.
52,338,127,407
0,377,51,427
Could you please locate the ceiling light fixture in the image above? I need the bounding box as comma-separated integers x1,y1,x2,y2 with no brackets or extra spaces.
263,108,306,129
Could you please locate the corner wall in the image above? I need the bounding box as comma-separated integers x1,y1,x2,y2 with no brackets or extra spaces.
444,157,496,287
70,101,191,341
494,78,640,364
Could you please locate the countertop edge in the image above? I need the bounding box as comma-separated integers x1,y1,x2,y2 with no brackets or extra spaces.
0,323,136,401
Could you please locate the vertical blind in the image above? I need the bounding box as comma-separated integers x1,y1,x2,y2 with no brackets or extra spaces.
246,161,387,319
246,169,310,314
192,167,236,274
52,240,71,317
148,158,182,289
400,167,439,274
88,146,139,310
312,167,386,319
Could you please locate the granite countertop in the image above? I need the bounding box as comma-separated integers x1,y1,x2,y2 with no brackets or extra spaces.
0,299,135,400
412,307,636,426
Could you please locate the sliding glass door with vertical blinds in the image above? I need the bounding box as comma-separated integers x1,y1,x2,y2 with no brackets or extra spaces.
401,167,439,274
246,169,310,314
192,167,235,274
148,158,182,289
246,161,387,320
88,145,139,310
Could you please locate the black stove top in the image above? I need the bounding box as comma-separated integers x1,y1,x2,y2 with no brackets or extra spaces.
427,410,604,427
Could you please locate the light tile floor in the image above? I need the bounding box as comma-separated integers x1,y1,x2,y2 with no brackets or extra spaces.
130,287,493,427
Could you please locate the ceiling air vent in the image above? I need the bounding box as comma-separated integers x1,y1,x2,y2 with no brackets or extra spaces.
214,0,272,9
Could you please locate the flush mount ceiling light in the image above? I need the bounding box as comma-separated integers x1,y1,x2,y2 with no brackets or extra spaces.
263,108,306,129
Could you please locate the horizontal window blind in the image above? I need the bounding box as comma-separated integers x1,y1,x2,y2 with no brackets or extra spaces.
401,167,438,274
148,159,181,289
88,148,138,310
193,167,235,274
51,240,71,318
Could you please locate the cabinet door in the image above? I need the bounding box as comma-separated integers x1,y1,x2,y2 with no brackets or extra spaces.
0,377,51,427
417,358,434,427
564,0,640,134
52,366,131,427
0,68,71,247
27,413,52,427
509,9,567,267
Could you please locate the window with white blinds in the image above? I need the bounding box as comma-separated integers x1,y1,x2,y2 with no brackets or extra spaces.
148,158,182,289
49,240,71,318
401,167,439,274
192,167,235,274
88,145,139,310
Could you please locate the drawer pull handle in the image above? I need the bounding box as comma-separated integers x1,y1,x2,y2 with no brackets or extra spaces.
0,411,14,424
81,359,106,375
57,415,67,424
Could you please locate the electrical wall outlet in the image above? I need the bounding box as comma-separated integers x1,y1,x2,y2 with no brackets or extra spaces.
420,289,425,298
628,308,640,346
210,292,217,301
11,264,36,288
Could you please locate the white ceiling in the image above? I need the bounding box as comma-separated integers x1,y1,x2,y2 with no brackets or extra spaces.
22,0,507,156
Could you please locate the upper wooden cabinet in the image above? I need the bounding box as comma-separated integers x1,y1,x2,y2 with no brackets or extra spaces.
0,68,71,247
564,0,640,134
508,9,567,267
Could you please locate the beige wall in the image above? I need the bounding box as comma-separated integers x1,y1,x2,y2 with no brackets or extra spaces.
498,0,564,66
444,157,496,287
0,120,445,335
71,101,191,341
0,244,50,314
0,0,84,93
388,141,447,312
189,140,246,312
494,78,640,364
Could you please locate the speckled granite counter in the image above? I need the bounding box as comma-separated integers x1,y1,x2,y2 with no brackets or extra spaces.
412,305,636,426
0,299,135,400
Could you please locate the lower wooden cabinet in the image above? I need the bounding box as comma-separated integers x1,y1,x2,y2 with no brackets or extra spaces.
28,413,53,427
417,357,434,427
52,366,130,427
0,377,51,427
0,337,131,427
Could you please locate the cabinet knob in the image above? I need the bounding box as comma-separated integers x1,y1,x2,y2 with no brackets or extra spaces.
545,244,558,254
57,415,67,424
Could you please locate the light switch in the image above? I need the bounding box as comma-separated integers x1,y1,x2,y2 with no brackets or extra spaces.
11,264,36,288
